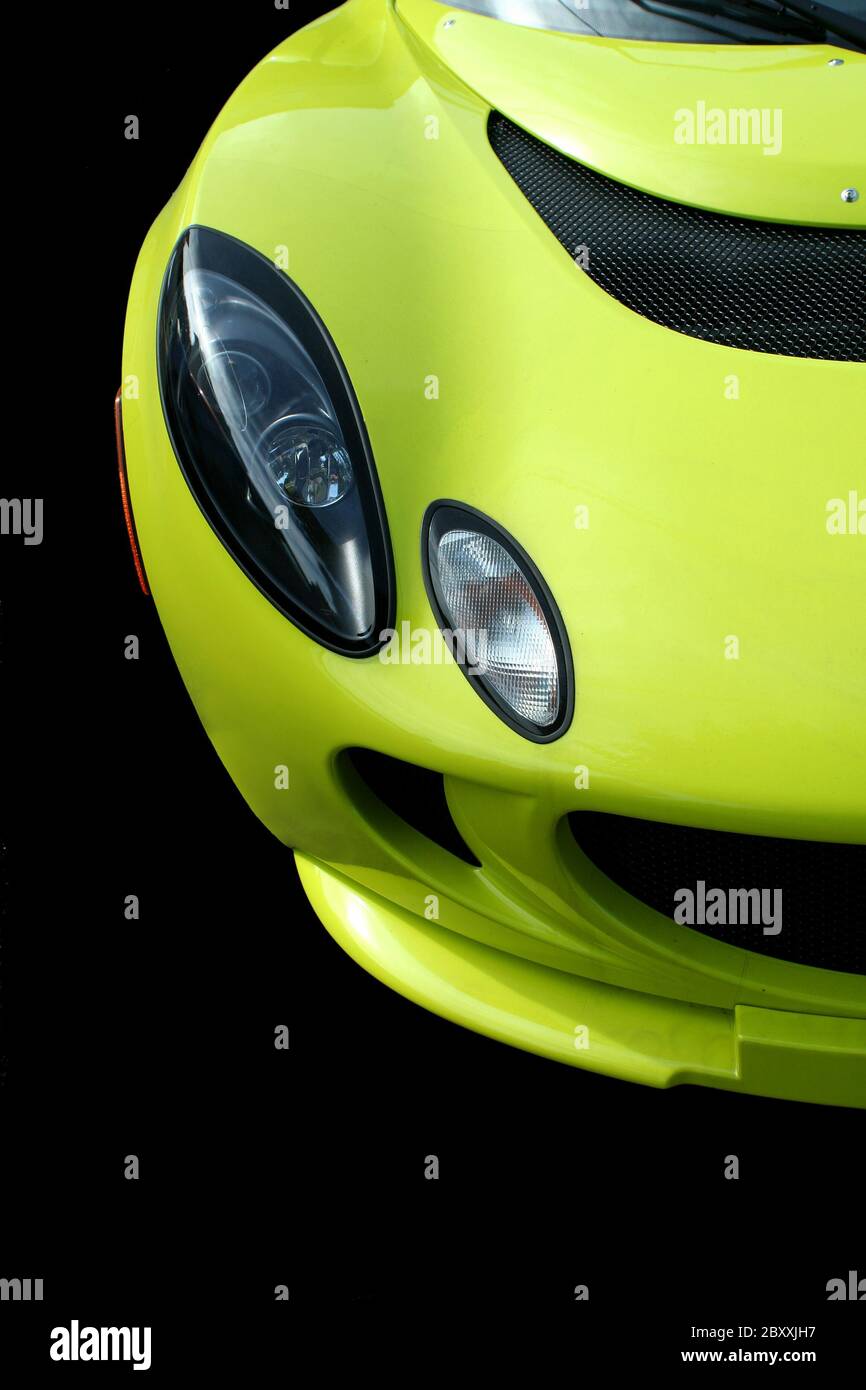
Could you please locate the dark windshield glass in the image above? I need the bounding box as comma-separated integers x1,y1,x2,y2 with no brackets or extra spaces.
430,0,865,49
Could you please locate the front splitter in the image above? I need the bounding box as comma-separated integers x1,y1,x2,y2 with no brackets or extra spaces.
296,853,866,1108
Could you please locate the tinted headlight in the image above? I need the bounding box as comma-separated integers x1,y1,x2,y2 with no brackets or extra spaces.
422,501,574,742
158,226,394,655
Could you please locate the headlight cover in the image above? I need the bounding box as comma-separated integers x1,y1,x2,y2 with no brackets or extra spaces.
422,501,574,742
158,226,394,655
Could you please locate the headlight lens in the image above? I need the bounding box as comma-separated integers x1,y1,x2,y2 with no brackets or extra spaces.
263,418,353,509
158,227,394,655
423,503,573,741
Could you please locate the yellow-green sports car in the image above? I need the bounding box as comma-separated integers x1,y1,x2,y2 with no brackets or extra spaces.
118,0,866,1106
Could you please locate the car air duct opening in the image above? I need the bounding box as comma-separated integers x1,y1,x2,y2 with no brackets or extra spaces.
342,748,481,867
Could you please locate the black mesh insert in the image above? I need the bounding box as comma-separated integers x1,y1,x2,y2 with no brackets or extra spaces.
569,811,866,975
489,111,866,361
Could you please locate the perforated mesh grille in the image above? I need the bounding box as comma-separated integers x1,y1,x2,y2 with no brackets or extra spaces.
569,811,866,975
489,111,866,361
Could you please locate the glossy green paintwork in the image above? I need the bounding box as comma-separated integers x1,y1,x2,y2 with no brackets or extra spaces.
298,854,866,1106
401,0,866,225
121,0,866,1104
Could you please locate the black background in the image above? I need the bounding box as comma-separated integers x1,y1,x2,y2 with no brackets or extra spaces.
1,0,863,1368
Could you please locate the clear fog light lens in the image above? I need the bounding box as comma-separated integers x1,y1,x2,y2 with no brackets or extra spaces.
424,504,573,741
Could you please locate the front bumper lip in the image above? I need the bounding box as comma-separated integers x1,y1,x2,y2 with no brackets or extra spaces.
298,851,866,1107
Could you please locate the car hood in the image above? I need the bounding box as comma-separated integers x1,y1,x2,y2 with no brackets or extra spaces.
397,0,866,226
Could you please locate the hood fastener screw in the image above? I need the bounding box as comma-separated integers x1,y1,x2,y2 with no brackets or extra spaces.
841,188,860,203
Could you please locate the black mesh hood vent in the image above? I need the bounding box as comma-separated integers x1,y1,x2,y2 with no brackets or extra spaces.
488,111,866,361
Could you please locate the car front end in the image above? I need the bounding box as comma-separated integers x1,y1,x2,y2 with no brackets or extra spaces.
119,0,866,1105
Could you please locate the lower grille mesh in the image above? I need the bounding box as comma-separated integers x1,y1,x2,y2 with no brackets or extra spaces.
569,811,866,975
489,111,866,361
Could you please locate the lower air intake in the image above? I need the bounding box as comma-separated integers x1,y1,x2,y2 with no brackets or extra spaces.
344,748,480,866
569,811,866,975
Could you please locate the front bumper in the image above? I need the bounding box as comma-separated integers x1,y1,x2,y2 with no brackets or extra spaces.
300,854,866,1106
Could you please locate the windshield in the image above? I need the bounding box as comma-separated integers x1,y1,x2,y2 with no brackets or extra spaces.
430,0,866,49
